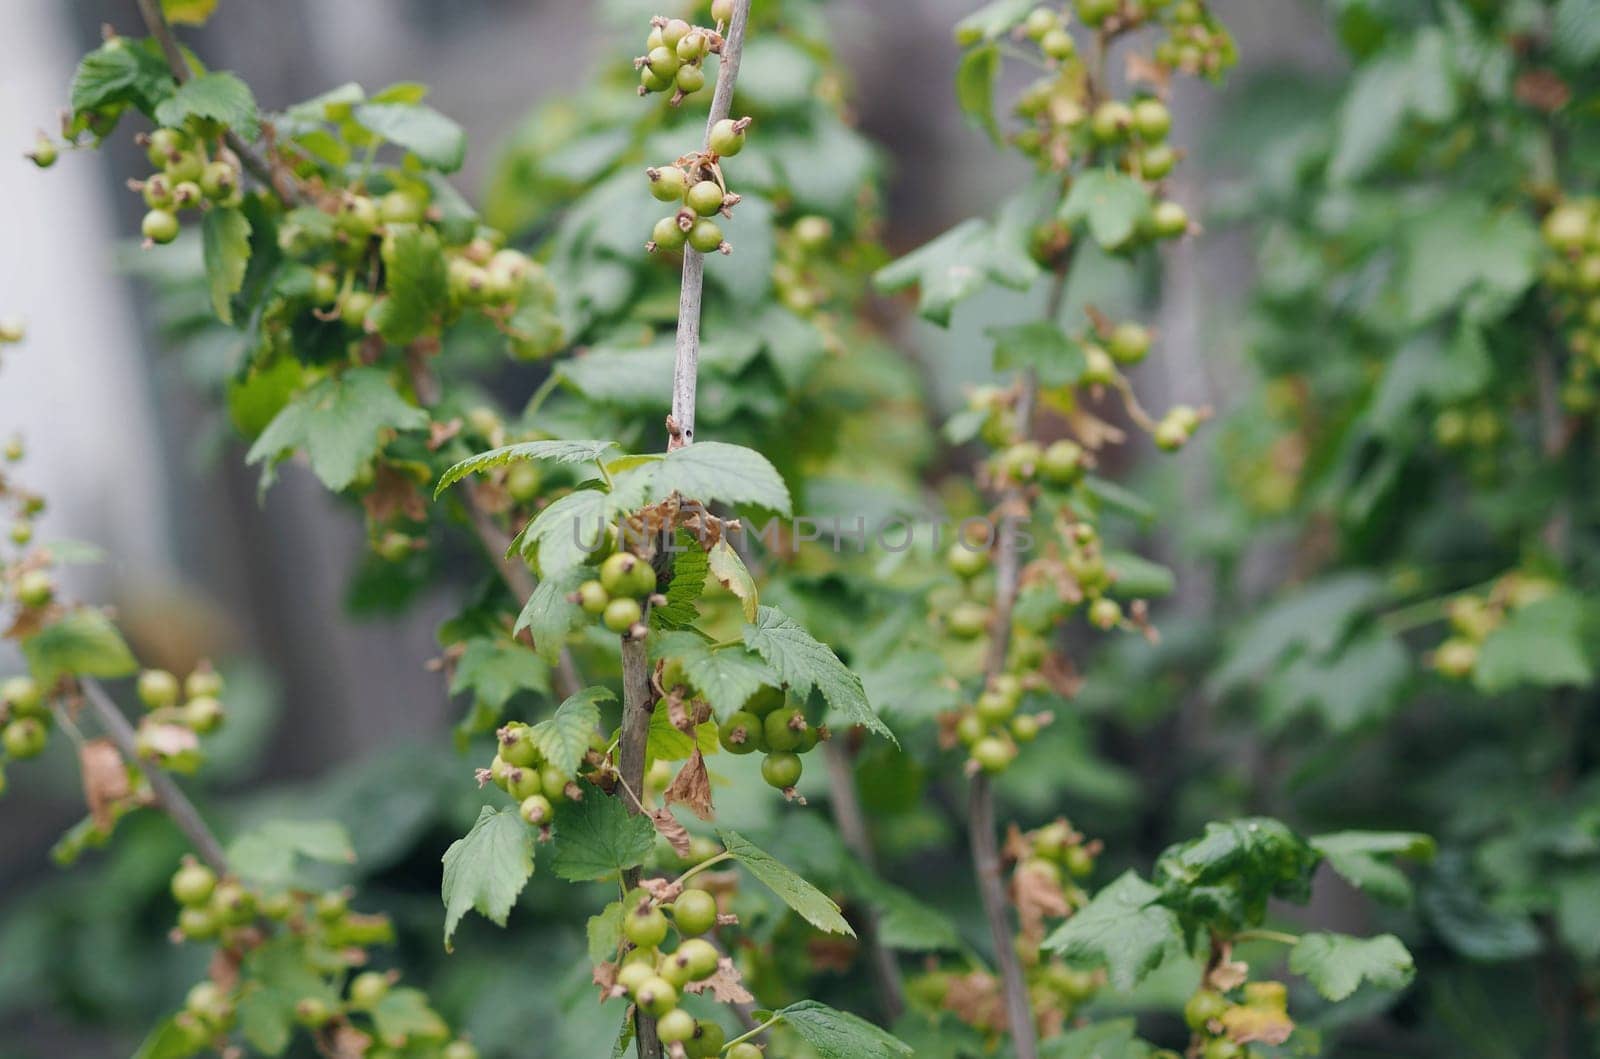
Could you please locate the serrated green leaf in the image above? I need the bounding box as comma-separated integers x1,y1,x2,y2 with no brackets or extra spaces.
1104,551,1176,599
514,566,588,663
227,819,355,888
954,0,1035,42
551,786,654,882
154,72,259,138
989,320,1086,387
1400,198,1540,325
201,207,252,324
651,537,707,631
706,539,758,621
642,442,792,514
718,829,854,936
377,223,449,343
873,218,995,327
236,936,340,1055
955,44,1001,142
353,101,467,171
449,637,550,712
518,472,653,577
1555,0,1600,62
651,631,776,718
1083,476,1156,521
530,686,611,778
743,605,893,742
21,607,137,685
1472,592,1594,694
1059,169,1152,250
69,39,175,120
132,1016,204,1059
371,987,449,1044
1155,818,1323,934
646,699,719,762
436,439,618,497
441,806,535,950
1043,871,1182,990
245,368,428,492
777,1000,912,1058
1311,831,1435,905
1290,932,1415,1001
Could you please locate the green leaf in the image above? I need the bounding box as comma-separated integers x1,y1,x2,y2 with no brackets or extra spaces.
353,101,467,171
551,787,654,882
955,44,1001,142
718,829,854,936
449,637,550,712
436,439,618,497
1059,169,1152,250
1555,0,1600,63
1265,629,1411,733
989,321,1086,387
201,207,252,324
1473,592,1594,694
1043,871,1182,990
21,607,137,685
777,1000,913,1058
652,631,776,718
530,686,611,778
1105,551,1176,599
1211,573,1386,692
155,71,260,137
707,539,759,621
646,698,718,762
371,987,449,1044
227,819,356,888
1083,476,1156,521
1329,29,1455,182
650,538,708,631
440,806,535,950
377,223,449,343
588,900,626,965
743,605,894,742
236,937,340,1055
245,368,428,492
1311,831,1435,905
643,442,793,514
1555,873,1600,960
875,218,1028,327
133,1017,207,1059
954,0,1036,42
69,39,175,119
1154,818,1322,933
514,566,587,663
1290,932,1415,1002
517,472,653,577
1400,198,1540,325
1419,853,1542,961
161,0,218,25
1041,1019,1155,1059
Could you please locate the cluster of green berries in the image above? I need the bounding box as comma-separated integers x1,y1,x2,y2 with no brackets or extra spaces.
635,14,722,102
613,888,738,1056
0,675,51,793
952,673,1043,775
484,719,600,827
1431,404,1503,453
772,214,836,314
572,550,659,639
1433,573,1555,680
1151,0,1238,79
644,118,750,257
715,685,822,793
1017,821,1104,1024
131,665,227,773
1539,197,1600,412
133,126,243,245
1183,981,1291,1059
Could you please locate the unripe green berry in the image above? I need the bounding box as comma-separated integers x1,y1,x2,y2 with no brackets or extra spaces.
1024,7,1059,39
635,976,678,1017
1131,98,1172,140
170,860,218,906
1040,28,1076,60
688,219,724,253
1108,322,1151,364
16,570,53,608
505,765,542,800
947,600,990,639
687,180,725,216
380,189,427,224
647,46,680,77
763,707,806,752
1090,101,1133,142
972,735,1017,774
670,889,719,936
577,580,610,615
676,64,706,93
1150,200,1190,238
677,31,708,61
708,118,747,157
761,750,803,789
143,174,175,209
520,793,554,825
947,542,990,578
2,676,42,716
165,150,204,183
199,161,237,201
604,597,642,633
718,710,763,754
347,971,390,1007
728,1045,762,1059
649,166,688,202
142,209,180,244
657,1008,696,1044
653,215,689,251
146,128,188,169
711,0,735,22
183,695,225,733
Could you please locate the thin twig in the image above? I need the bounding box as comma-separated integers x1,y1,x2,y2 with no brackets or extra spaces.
969,272,1070,1059
79,677,230,874
823,740,906,1021
667,0,752,450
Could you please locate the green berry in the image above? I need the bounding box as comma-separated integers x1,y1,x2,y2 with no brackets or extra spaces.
744,686,785,717
600,552,648,597
618,961,655,996
657,1008,696,1044
16,570,53,608
676,938,720,980
687,180,725,216
728,1045,763,1059
347,971,390,1007
708,118,747,157
178,905,219,940
649,166,688,202
670,889,719,936
793,215,833,250
1108,322,1151,363
183,695,225,734
337,194,380,238
653,215,689,251
1184,988,1229,1031
146,128,188,168
712,0,735,21
442,1043,480,1059
1151,200,1190,238
500,723,540,767
199,161,237,201
688,219,725,253
542,765,570,802
210,880,255,925
1040,28,1076,59
1090,101,1133,142
677,31,708,61
380,189,427,224
763,707,806,752
142,209,180,245
3,718,47,759
578,580,610,615
506,460,543,503
947,543,989,578
520,793,554,825
686,1021,726,1058
2,676,43,717
171,860,218,907
718,710,763,754
165,149,204,183
947,601,991,640
1040,439,1084,484
1132,98,1172,140
761,750,803,789
142,174,175,209
676,64,706,93
641,66,674,93
185,981,233,1027
187,668,223,700
635,976,678,1017
294,996,334,1028
971,735,1016,774
625,903,670,949
647,46,680,77
1011,713,1040,742
1024,7,1059,39
976,689,1018,725
1089,597,1122,629
506,765,543,801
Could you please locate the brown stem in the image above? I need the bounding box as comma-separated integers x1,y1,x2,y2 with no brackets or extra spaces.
79,677,230,874
823,740,906,1021
618,635,660,1059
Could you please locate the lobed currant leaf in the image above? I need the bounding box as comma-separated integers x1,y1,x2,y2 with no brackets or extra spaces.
441,805,535,950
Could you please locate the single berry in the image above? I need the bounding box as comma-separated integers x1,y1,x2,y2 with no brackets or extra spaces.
1150,200,1190,238
1184,988,1229,1031
617,961,655,996
1011,713,1040,742
146,128,188,169
186,668,224,699
199,161,237,201
744,686,785,717
626,903,671,949
1089,101,1133,143
711,0,734,22
718,710,763,754
946,543,989,578
1131,98,1172,140
1039,439,1084,484
687,180,725,217
1108,322,1151,363
1040,27,1076,60
728,1045,763,1059
380,189,427,224
183,695,225,733
1088,597,1122,630
660,18,692,47
347,971,390,1007
519,793,554,825
442,1043,480,1059
647,46,680,77
976,689,1018,725
656,1008,696,1044
677,31,708,61
676,64,706,93
708,118,747,157
1,718,44,759
649,166,688,202
761,750,803,789
653,215,689,251
506,766,543,800
670,889,719,936
170,860,218,907
142,209,180,245
793,215,833,250
2,676,42,716
1024,7,1059,39
1139,143,1177,179
971,735,1016,774
687,1020,726,1058
178,905,219,940
946,601,991,639
165,149,204,183
676,938,720,980
635,976,678,1016
763,707,806,752
143,174,175,209
641,66,674,93
688,219,724,253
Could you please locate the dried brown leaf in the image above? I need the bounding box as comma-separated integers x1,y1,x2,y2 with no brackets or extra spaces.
683,957,755,1004
664,749,715,821
79,738,130,829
